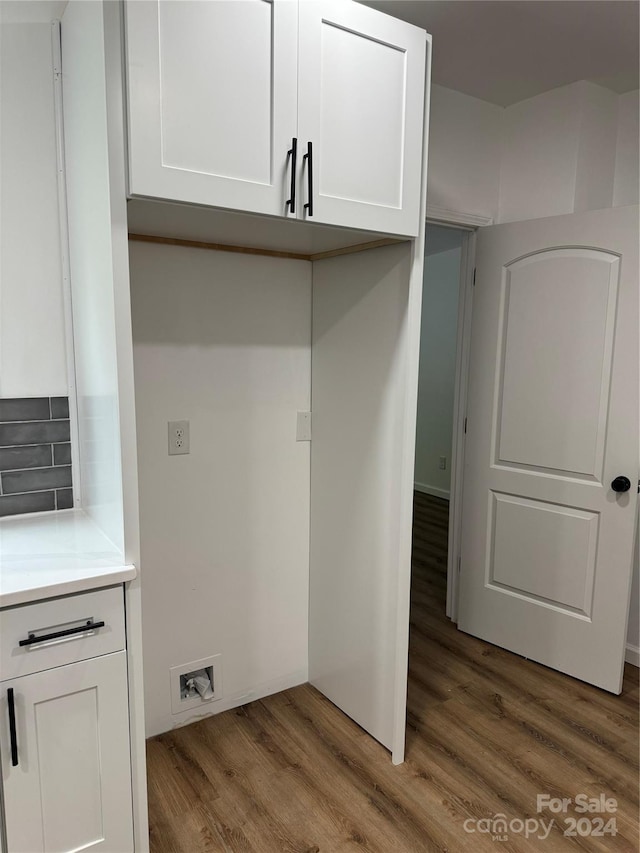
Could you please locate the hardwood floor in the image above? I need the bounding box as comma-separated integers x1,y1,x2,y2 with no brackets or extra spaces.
147,491,639,852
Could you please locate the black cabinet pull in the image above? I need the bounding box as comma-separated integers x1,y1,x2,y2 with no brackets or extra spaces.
303,141,313,217
286,137,297,214
18,619,105,647
7,688,18,767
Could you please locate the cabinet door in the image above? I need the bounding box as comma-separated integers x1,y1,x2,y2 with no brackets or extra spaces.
0,653,133,853
125,0,298,217
297,1,427,236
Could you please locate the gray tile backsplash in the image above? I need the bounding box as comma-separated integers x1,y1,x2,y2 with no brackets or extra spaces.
53,443,72,465
56,488,74,510
0,492,56,516
51,397,70,419
0,444,52,471
0,420,70,446
0,397,73,517
0,398,51,422
3,466,72,495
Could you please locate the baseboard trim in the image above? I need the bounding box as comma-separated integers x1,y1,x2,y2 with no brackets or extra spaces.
625,643,640,667
414,482,450,501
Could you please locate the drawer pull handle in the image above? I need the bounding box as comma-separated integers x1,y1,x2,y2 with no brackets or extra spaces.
18,620,105,647
303,141,313,217
286,137,297,214
7,688,18,766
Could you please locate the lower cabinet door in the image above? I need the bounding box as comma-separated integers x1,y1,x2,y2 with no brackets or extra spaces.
0,652,133,853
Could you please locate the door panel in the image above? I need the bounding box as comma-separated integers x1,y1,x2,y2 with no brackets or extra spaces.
298,1,426,235
495,249,618,478
459,206,639,693
488,493,598,615
318,23,405,207
125,0,298,217
0,653,133,853
158,0,274,184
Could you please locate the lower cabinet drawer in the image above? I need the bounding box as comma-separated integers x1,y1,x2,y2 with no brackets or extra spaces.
0,586,125,681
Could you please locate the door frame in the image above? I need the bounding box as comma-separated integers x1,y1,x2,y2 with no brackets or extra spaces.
423,205,492,623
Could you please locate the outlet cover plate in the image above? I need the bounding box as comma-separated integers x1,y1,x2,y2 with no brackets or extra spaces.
296,411,311,441
170,654,222,714
168,420,190,455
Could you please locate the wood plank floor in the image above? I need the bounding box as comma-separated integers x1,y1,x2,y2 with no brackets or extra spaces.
147,491,639,852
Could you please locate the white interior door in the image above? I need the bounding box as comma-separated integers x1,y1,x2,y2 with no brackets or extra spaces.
458,205,639,693
297,0,426,236
0,653,134,853
125,0,298,217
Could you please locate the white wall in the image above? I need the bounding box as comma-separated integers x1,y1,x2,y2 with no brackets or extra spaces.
0,22,68,397
613,90,640,207
498,84,582,222
414,243,462,499
574,82,618,212
427,84,503,221
498,82,620,223
428,82,636,225
129,242,311,737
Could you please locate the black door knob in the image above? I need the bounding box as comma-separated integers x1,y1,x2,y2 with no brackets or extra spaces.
611,476,631,493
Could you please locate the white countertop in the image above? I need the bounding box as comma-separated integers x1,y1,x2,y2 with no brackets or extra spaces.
0,509,136,608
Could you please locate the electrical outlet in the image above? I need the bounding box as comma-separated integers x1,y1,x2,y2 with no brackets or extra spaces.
439,456,447,470
168,420,190,455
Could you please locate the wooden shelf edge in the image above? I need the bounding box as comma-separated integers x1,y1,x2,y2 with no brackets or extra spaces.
309,237,408,262
128,232,409,263
127,232,310,261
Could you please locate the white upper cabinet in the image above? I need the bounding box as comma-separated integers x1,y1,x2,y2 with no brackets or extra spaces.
297,1,426,236
125,0,299,217
125,0,428,237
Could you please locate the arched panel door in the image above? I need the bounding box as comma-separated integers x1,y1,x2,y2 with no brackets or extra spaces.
459,206,639,693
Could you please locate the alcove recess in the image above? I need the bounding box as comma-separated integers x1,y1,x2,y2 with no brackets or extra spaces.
127,197,408,262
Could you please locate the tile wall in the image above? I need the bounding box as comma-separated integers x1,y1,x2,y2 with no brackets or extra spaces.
0,397,73,517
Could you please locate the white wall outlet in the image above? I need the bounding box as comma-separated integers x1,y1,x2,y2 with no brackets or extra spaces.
439,456,447,470
296,411,312,442
168,420,190,455
170,655,222,715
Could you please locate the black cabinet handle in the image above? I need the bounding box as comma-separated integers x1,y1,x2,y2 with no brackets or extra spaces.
303,141,313,217
611,476,631,493
18,619,105,647
7,688,18,767
286,137,297,214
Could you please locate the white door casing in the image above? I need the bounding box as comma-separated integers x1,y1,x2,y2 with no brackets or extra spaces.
458,206,639,693
125,0,298,217
297,0,426,236
0,652,134,853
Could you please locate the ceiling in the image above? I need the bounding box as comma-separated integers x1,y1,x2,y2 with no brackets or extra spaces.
360,1,639,106
2,1,637,105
